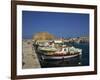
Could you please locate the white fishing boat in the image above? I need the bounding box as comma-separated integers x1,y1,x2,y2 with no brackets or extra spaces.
38,45,82,60
41,53,80,60
33,40,82,60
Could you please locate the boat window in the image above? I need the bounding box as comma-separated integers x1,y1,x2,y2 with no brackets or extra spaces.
64,48,66,51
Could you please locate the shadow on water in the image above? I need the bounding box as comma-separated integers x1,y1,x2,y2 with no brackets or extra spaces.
40,56,82,68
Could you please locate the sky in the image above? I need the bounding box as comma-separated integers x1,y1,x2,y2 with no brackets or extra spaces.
22,11,89,39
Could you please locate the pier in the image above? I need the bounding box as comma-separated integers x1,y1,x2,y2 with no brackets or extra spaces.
22,39,41,69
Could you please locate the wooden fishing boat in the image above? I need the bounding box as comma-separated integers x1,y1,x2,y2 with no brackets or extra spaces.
38,46,82,60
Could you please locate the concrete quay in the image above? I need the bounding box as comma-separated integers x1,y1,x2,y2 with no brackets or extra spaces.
22,39,41,69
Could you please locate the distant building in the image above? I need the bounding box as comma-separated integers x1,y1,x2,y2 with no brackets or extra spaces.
32,32,55,42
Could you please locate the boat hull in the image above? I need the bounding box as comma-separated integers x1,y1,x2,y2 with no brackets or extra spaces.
41,53,80,60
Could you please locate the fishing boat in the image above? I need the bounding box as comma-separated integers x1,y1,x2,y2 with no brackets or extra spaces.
38,44,82,60
33,39,82,60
